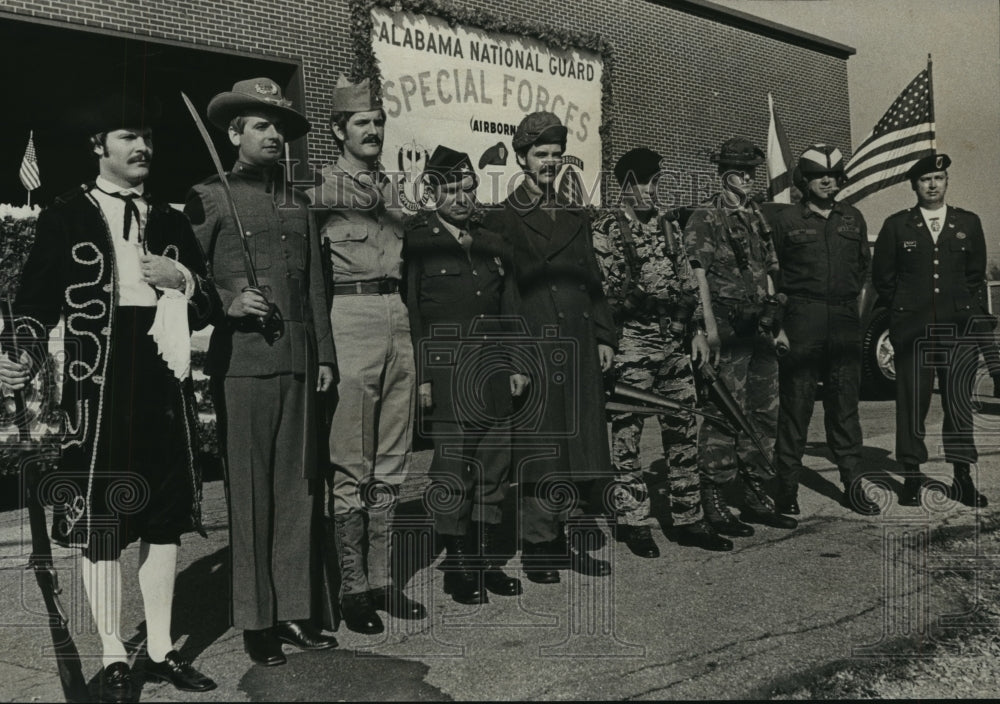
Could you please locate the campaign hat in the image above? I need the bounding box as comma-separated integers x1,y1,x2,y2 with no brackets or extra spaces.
207,77,310,140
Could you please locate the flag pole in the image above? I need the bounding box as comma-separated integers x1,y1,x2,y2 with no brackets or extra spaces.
927,53,936,150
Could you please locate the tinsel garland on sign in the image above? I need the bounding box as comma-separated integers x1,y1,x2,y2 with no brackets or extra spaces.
348,0,615,203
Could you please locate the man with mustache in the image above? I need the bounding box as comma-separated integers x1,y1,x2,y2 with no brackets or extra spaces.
405,145,526,604
768,144,880,516
593,147,732,556
683,137,796,538
872,153,989,509
0,92,217,702
484,111,617,584
185,78,337,665
306,77,423,633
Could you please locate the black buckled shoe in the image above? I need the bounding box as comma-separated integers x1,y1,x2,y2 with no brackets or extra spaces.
275,620,338,650
741,506,798,529
341,592,384,635
243,628,286,666
618,525,661,558
99,662,132,703
371,585,427,620
667,519,733,552
144,650,217,692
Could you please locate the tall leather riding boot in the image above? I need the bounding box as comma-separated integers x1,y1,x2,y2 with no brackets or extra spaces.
441,533,486,605
899,463,924,506
472,522,521,596
950,463,988,508
333,512,382,634
700,481,754,537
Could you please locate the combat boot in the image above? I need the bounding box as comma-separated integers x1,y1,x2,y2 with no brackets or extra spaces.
616,524,660,558
333,512,383,635
520,539,561,584
741,474,798,530
667,519,733,551
700,482,754,537
898,464,924,506
568,524,612,577
950,463,988,508
840,468,880,516
774,490,800,516
441,533,486,605
472,522,522,596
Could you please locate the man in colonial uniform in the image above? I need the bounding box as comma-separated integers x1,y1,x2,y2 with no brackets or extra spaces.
484,111,616,583
185,78,337,665
1,93,217,702
872,153,989,508
306,76,424,633
405,145,526,604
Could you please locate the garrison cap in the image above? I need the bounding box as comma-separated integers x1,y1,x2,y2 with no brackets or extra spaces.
330,75,383,113
907,153,951,181
614,147,663,187
512,111,568,151
424,145,479,188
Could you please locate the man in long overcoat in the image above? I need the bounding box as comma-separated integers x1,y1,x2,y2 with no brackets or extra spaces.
484,111,617,583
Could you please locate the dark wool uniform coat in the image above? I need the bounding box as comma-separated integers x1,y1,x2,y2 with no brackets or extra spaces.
484,185,617,483
14,185,217,548
872,205,987,345
405,213,518,425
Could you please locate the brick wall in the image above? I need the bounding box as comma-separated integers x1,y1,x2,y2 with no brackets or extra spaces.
0,0,851,199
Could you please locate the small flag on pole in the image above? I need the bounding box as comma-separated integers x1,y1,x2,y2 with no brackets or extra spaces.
836,58,936,204
19,131,41,194
766,93,794,203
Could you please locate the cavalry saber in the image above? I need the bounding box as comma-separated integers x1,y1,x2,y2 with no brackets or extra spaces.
180,92,282,340
2,299,88,702
180,92,259,289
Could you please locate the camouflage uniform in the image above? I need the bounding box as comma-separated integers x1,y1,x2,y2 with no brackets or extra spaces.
593,209,704,527
683,195,779,496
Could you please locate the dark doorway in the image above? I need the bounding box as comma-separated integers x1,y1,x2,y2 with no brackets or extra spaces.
1,17,305,206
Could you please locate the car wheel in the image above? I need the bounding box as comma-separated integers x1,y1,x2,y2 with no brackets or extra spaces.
862,307,895,398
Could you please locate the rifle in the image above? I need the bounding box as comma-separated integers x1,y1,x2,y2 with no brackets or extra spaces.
1,299,88,702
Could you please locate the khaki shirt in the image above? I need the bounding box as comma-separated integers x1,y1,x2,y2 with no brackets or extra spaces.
307,161,406,283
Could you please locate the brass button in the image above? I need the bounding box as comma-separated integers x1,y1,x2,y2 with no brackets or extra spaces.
281,234,287,241
476,291,482,296
557,312,565,319
440,269,447,274
472,270,479,276
934,259,939,264
582,312,590,319
933,273,939,279
551,285,557,292
934,287,940,293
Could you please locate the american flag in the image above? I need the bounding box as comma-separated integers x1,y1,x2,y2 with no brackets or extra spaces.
19,131,41,193
836,64,935,204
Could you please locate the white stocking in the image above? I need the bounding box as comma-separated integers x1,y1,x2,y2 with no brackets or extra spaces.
80,556,127,668
138,542,177,662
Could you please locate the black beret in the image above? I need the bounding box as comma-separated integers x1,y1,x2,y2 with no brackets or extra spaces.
907,153,951,181
614,147,663,186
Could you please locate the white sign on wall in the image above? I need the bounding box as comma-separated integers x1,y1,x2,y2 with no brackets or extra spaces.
371,7,604,206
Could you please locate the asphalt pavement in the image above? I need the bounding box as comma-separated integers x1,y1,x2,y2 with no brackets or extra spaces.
2,380,999,702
